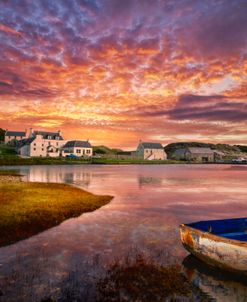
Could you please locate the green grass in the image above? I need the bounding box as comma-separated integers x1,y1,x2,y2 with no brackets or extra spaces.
0,155,183,166
91,158,182,164
0,181,113,247
0,144,17,155
0,155,92,166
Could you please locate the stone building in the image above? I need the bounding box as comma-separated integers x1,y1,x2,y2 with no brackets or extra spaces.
185,147,215,162
136,142,166,160
61,140,93,157
5,130,27,144
172,147,219,163
18,129,65,157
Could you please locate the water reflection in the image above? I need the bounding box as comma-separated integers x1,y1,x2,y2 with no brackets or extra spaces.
183,255,247,301
0,164,247,301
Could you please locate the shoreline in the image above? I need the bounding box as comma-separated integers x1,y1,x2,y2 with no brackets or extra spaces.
1,157,246,166
0,172,113,247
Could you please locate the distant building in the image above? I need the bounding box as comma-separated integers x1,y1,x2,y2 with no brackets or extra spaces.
136,141,166,160
18,129,65,157
61,140,93,157
172,147,224,163
185,147,215,162
5,130,27,144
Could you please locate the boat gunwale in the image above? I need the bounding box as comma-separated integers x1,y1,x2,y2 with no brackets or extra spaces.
180,223,247,248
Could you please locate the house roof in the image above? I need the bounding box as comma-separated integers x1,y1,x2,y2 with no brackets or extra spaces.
187,147,214,154
140,142,163,149
62,140,92,148
5,131,26,137
34,131,63,140
17,137,35,147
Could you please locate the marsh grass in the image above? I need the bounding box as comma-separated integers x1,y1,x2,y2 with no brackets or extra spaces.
96,254,192,302
0,182,113,247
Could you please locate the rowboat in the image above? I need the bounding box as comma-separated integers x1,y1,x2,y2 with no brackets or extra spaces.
180,218,247,274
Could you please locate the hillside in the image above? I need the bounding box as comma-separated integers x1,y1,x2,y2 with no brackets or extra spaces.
164,142,247,159
93,145,124,155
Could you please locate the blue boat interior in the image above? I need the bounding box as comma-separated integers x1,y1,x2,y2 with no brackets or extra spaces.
187,218,247,242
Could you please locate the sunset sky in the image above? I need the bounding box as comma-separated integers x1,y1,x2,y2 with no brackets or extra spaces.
0,0,246,148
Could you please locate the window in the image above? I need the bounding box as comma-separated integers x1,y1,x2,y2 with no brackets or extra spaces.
34,143,36,146
42,148,44,151
76,149,81,154
33,148,36,151
86,149,91,154
56,142,59,146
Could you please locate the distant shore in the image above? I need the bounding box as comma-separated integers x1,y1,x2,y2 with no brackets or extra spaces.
1,156,247,166
0,156,184,166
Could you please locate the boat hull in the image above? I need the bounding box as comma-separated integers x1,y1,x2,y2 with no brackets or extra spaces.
180,223,247,274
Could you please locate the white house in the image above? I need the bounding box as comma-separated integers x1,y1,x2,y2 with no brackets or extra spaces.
136,142,167,160
5,130,27,143
19,129,65,157
61,140,93,157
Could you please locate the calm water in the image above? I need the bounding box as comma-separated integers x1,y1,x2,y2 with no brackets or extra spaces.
1,164,247,301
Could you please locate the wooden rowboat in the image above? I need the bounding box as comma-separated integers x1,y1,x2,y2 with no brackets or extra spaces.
180,218,247,274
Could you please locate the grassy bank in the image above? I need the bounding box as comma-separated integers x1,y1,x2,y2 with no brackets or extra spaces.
91,158,181,164
0,155,91,166
0,155,182,166
0,178,113,247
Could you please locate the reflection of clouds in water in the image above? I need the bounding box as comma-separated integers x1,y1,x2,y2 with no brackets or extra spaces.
0,164,247,301
226,165,247,171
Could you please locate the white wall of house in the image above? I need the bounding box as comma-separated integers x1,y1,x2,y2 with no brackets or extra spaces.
20,144,30,157
61,147,93,157
27,135,66,157
143,148,166,160
137,144,166,160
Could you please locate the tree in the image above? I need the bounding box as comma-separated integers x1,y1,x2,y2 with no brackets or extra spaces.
0,128,5,142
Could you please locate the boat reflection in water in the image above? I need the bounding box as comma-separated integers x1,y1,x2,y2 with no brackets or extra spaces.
183,255,247,302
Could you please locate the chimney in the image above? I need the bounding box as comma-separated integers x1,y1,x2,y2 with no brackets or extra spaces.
29,128,33,137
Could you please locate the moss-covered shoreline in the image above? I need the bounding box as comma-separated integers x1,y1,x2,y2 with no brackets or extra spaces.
0,174,113,247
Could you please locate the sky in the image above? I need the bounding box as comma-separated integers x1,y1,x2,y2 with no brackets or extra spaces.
0,0,246,148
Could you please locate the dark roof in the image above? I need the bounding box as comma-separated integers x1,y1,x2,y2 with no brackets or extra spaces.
187,147,214,154
34,131,63,140
5,131,26,137
62,140,92,148
17,137,35,147
140,142,163,149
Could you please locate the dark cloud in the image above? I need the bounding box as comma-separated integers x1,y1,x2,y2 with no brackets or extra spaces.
167,94,247,122
0,70,58,98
